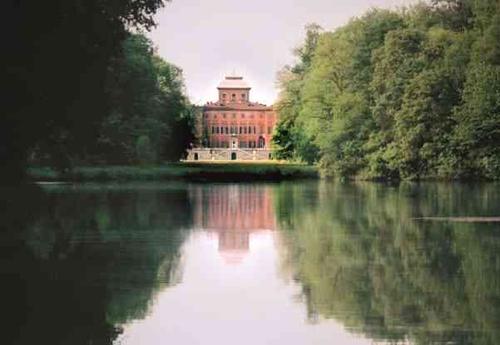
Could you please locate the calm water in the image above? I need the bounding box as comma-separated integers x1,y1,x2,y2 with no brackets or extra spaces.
1,181,500,345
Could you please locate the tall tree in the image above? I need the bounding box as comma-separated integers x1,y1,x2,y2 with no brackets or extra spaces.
2,0,166,179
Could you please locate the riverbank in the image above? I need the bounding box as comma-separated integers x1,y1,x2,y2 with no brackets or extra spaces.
28,162,318,182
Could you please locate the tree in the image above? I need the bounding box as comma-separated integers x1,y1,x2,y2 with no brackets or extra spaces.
272,24,322,164
275,1,500,180
2,0,167,180
97,34,193,164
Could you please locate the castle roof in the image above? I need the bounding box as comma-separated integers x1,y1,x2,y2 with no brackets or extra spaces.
204,101,272,111
217,76,251,89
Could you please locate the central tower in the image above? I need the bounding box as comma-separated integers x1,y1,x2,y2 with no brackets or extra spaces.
217,76,251,104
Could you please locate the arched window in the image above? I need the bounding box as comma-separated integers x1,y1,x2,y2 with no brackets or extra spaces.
258,136,265,148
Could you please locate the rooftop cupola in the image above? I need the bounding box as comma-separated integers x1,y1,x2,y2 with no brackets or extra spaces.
217,76,251,104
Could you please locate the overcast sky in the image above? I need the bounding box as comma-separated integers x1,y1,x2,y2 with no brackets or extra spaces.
148,0,415,105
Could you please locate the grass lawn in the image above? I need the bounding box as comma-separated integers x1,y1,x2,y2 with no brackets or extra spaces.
28,162,318,182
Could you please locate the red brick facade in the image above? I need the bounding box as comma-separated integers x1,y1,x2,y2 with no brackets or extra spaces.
199,76,277,149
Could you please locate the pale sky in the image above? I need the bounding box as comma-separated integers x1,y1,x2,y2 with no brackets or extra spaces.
148,0,415,105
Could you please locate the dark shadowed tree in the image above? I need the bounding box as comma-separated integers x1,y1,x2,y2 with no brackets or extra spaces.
2,0,167,180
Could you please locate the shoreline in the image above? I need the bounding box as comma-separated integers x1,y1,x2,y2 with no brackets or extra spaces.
27,163,319,182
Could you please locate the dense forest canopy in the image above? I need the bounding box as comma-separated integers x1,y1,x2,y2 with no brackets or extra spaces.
272,0,500,180
3,0,193,180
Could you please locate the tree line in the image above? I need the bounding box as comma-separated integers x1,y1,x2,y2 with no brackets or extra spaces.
272,0,500,180
3,0,193,181
31,33,195,168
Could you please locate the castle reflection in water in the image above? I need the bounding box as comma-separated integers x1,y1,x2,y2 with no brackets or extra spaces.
190,185,277,261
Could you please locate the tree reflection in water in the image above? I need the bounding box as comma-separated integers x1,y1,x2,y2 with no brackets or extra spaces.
2,181,500,345
0,183,192,345
275,181,500,345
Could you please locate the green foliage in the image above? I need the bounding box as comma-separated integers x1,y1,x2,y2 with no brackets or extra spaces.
3,0,168,180
274,2,500,180
272,24,322,164
136,135,156,164
97,33,193,164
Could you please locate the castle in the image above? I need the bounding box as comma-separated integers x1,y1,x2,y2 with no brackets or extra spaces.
186,76,278,161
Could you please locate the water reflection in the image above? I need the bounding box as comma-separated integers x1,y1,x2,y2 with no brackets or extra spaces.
276,182,500,345
1,182,500,345
117,184,359,345
190,184,277,263
0,183,192,345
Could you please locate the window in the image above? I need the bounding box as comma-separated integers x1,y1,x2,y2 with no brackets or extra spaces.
232,113,236,119
248,126,251,134
241,93,246,100
239,127,242,134
232,94,236,101
216,127,219,134
225,127,229,134
223,113,226,118
268,127,272,134
214,114,217,119
244,127,247,134
241,113,245,118
211,126,215,134
253,126,256,134
222,93,227,99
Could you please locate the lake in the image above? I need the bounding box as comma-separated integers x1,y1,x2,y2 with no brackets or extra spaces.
1,181,500,344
